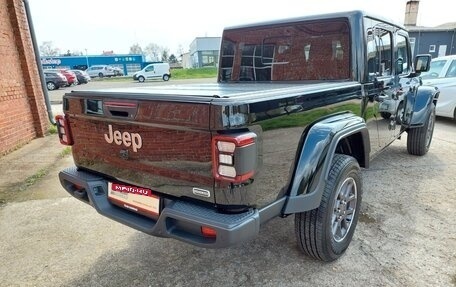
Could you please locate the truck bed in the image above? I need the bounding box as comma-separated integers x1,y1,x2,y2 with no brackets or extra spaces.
63,81,361,210
71,81,360,101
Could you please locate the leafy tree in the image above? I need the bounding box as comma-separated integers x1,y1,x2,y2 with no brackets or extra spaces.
39,41,60,56
129,43,143,55
168,54,177,63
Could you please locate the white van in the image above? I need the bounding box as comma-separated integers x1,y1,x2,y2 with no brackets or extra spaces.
133,63,171,82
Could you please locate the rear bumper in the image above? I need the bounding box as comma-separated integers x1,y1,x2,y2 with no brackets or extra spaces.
59,166,260,248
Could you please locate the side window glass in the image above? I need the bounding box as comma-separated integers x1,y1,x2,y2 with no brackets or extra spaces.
445,60,456,78
396,34,410,74
145,66,154,72
366,27,392,77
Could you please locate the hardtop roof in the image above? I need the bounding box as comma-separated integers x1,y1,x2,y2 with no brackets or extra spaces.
223,10,406,31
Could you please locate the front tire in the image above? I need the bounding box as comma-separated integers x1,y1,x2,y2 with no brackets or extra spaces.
138,76,145,83
407,104,435,156
295,154,362,262
46,82,56,91
98,72,104,78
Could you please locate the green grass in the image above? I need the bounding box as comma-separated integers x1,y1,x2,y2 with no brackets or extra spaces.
48,125,57,135
19,168,48,191
170,67,217,79
59,147,72,158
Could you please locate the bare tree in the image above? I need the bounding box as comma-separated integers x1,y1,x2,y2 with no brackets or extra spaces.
161,48,169,62
177,44,184,56
39,41,60,56
144,43,170,62
129,43,143,55
144,43,161,61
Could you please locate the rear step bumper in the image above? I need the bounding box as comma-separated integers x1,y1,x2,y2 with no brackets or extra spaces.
59,166,260,248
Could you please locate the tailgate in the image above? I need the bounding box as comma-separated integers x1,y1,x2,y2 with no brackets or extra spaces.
64,93,215,204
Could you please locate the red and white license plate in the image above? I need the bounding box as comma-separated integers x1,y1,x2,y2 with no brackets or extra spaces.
108,182,160,217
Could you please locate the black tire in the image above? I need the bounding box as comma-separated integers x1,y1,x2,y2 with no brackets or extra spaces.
46,82,56,91
380,112,391,120
98,72,104,78
295,154,362,262
138,76,145,83
407,104,435,156
395,101,404,124
163,74,170,81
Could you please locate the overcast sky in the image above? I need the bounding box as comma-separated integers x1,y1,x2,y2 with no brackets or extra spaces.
29,0,453,56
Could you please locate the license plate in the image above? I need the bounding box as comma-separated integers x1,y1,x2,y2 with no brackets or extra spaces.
108,182,160,217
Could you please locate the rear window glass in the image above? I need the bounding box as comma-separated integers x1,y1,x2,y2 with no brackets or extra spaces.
220,19,350,82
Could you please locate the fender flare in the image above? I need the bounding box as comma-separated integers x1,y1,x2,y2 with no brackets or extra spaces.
283,112,369,214
407,85,439,128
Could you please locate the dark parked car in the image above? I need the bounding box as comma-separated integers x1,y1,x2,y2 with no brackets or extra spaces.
44,71,68,90
71,69,91,84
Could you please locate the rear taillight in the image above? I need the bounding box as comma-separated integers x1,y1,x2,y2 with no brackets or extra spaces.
55,115,73,145
212,132,257,183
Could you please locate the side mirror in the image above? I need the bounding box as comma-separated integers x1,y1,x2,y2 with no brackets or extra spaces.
414,54,432,73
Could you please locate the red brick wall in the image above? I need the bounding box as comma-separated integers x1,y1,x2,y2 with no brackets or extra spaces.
0,0,49,156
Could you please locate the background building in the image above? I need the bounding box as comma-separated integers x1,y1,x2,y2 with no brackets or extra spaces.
181,52,192,69
189,37,221,68
404,0,456,57
1,0,49,156
408,25,456,57
41,54,144,75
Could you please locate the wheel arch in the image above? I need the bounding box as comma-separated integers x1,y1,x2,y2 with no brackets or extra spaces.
283,112,369,214
406,85,439,128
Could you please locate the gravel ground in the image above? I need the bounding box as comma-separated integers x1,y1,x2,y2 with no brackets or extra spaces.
0,118,455,287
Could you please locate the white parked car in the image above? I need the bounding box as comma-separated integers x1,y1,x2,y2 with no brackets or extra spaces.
420,55,456,120
133,62,171,82
86,65,115,78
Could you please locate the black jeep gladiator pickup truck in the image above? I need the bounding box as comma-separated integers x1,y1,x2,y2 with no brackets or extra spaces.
57,11,438,262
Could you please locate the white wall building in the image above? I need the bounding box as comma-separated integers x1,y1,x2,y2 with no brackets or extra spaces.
189,37,221,68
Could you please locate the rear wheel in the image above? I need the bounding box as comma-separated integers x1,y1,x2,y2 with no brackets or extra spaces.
46,82,56,91
380,112,391,120
138,76,145,83
163,74,170,81
395,101,404,124
295,154,362,262
407,104,435,156
98,72,104,78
